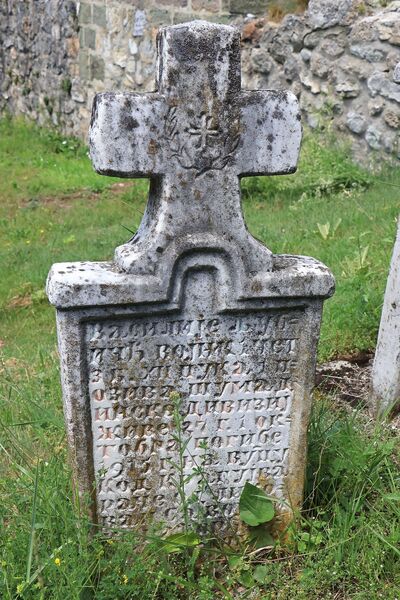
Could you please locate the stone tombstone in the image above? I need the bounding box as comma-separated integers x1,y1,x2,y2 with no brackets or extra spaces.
371,217,400,417
47,21,334,534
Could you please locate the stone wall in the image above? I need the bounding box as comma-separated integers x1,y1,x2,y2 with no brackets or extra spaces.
240,0,400,163
0,0,79,130
0,0,399,163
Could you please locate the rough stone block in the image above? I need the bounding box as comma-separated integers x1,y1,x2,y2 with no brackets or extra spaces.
307,0,359,30
365,124,382,149
157,0,188,6
310,54,331,79
346,111,367,134
368,98,385,115
394,62,400,82
149,9,172,25
173,12,198,24
93,4,107,28
67,36,79,59
79,2,92,25
384,109,400,128
251,47,273,74
230,0,269,15
81,27,96,50
320,38,346,58
90,55,105,80
350,44,387,62
335,78,360,98
79,50,90,80
368,72,400,103
192,0,220,12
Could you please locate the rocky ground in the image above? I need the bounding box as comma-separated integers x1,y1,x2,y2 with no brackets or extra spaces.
316,352,400,427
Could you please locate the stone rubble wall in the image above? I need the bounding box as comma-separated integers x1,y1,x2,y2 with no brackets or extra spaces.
0,0,399,164
241,0,400,163
0,1,79,130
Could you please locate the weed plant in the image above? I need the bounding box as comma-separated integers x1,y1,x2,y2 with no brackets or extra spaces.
1,118,399,598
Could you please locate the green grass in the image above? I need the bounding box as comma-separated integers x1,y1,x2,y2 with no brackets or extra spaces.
0,117,399,599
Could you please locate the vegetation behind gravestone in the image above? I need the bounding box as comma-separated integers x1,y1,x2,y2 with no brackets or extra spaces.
0,118,399,598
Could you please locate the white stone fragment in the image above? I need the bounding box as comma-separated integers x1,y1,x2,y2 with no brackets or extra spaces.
371,218,400,416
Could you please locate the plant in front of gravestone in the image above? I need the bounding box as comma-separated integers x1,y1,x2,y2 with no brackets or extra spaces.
159,392,202,584
221,482,279,590
238,482,275,550
159,392,247,589
157,392,285,595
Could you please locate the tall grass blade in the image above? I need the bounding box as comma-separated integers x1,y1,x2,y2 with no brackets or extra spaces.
26,460,40,583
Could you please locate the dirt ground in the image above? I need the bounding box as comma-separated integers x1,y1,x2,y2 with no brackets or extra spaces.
315,353,400,428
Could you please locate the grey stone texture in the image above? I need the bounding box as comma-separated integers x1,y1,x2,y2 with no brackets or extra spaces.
1,1,399,165
0,0,79,131
47,21,334,533
306,0,359,30
394,62,400,82
371,219,400,416
346,111,367,134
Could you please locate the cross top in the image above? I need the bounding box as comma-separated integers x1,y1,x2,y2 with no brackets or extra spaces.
90,21,301,275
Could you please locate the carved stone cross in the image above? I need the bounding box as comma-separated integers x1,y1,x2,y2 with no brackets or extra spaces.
47,21,334,536
90,21,301,275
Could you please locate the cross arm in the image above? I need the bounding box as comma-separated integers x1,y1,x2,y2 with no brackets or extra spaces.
238,91,302,176
89,92,166,177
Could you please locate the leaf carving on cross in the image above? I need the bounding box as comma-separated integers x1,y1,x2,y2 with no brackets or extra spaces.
165,106,241,176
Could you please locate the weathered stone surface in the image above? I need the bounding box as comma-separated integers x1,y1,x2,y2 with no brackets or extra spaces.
283,56,300,82
310,54,331,79
192,0,219,12
368,71,400,103
47,21,334,534
306,0,358,30
350,43,387,62
79,3,92,25
371,219,400,416
251,48,273,74
90,22,303,274
366,123,382,149
300,48,312,62
90,55,104,80
80,27,96,50
93,4,107,28
346,111,367,134
320,38,346,58
394,62,400,82
384,108,400,128
335,77,360,98
368,97,385,115
230,0,268,14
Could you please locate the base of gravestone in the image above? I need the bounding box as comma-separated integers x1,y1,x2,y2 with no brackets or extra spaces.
47,252,334,535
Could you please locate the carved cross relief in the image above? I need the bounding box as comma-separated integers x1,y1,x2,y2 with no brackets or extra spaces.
90,21,302,275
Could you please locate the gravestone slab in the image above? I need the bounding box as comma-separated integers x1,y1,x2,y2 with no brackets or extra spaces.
371,218,400,416
47,21,335,534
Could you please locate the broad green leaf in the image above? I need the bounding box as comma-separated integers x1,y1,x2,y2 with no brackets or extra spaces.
248,525,275,550
253,565,270,584
238,568,254,588
161,531,200,554
227,554,243,570
239,482,275,526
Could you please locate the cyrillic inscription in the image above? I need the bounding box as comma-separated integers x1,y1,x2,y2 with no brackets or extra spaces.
86,310,303,529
